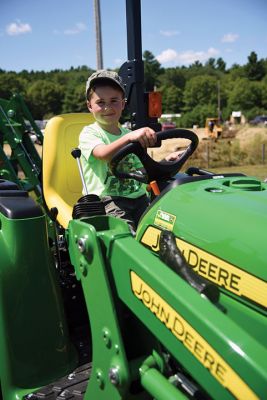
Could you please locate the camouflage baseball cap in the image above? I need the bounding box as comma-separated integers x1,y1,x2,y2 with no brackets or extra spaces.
86,69,125,99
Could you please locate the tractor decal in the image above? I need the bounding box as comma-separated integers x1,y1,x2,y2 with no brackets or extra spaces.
154,209,176,231
131,270,259,400
141,226,267,308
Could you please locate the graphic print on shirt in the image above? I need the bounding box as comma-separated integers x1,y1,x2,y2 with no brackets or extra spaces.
104,154,143,195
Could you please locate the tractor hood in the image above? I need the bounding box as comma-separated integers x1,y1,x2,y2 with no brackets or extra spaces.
137,175,267,310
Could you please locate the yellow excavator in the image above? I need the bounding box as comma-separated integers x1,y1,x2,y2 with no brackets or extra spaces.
205,117,223,139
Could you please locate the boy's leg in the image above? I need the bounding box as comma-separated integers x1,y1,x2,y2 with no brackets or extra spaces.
131,194,150,226
102,195,150,232
102,196,136,231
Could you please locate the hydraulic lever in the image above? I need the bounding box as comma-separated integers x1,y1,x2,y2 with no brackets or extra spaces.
71,148,89,195
159,230,220,303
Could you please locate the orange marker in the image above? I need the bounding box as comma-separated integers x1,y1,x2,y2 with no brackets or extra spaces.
150,180,161,196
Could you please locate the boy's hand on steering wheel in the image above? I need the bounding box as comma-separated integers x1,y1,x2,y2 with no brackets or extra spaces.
164,150,183,162
128,127,156,148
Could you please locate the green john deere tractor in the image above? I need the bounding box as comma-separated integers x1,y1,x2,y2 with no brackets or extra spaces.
0,1,266,399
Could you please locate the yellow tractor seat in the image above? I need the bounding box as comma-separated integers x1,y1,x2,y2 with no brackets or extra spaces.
43,113,95,228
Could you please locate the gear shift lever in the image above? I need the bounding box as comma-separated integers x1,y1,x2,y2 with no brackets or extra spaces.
71,148,89,195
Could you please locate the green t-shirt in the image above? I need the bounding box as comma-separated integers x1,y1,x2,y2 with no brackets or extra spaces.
79,122,146,198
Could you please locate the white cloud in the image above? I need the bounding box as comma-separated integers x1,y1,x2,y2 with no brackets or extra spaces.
221,33,239,43
156,48,177,63
156,47,219,65
160,30,180,37
179,47,219,64
6,20,32,36
64,22,86,35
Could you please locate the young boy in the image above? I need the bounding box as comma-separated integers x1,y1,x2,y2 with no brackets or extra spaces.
79,69,157,231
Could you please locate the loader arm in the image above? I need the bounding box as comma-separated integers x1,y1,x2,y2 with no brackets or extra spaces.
68,216,267,400
0,94,43,200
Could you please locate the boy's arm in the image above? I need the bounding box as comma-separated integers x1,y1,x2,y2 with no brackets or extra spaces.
93,127,156,161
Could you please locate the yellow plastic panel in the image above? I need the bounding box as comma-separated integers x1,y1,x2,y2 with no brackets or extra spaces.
43,113,95,228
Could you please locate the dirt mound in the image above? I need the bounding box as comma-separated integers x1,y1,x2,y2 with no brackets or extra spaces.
234,125,267,145
148,125,267,161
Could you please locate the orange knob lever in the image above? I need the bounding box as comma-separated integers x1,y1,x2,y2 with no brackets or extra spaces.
150,180,161,196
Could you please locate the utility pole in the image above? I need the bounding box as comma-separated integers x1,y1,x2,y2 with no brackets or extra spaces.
93,0,103,69
217,81,221,122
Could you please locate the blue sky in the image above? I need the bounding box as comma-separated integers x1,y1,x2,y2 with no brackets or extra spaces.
1,0,267,72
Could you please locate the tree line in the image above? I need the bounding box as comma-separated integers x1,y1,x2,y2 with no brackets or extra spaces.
0,51,266,127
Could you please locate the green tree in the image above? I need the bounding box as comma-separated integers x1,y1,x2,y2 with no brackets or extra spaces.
185,60,220,80
183,75,219,110
245,51,265,81
205,58,216,69
261,79,267,109
26,80,64,119
179,104,217,127
227,78,264,118
226,63,246,81
159,67,186,89
161,85,183,113
0,73,27,99
62,82,88,113
1,49,266,123
143,50,162,91
190,61,203,69
61,67,93,113
216,57,226,72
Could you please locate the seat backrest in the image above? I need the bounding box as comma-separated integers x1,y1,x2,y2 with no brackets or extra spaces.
43,113,95,228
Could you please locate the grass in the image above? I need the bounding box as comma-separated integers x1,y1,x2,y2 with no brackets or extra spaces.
205,164,267,181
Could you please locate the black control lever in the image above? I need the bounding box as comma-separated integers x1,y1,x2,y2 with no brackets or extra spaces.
159,230,220,303
71,148,89,195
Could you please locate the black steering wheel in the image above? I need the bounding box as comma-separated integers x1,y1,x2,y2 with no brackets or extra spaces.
109,128,199,183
